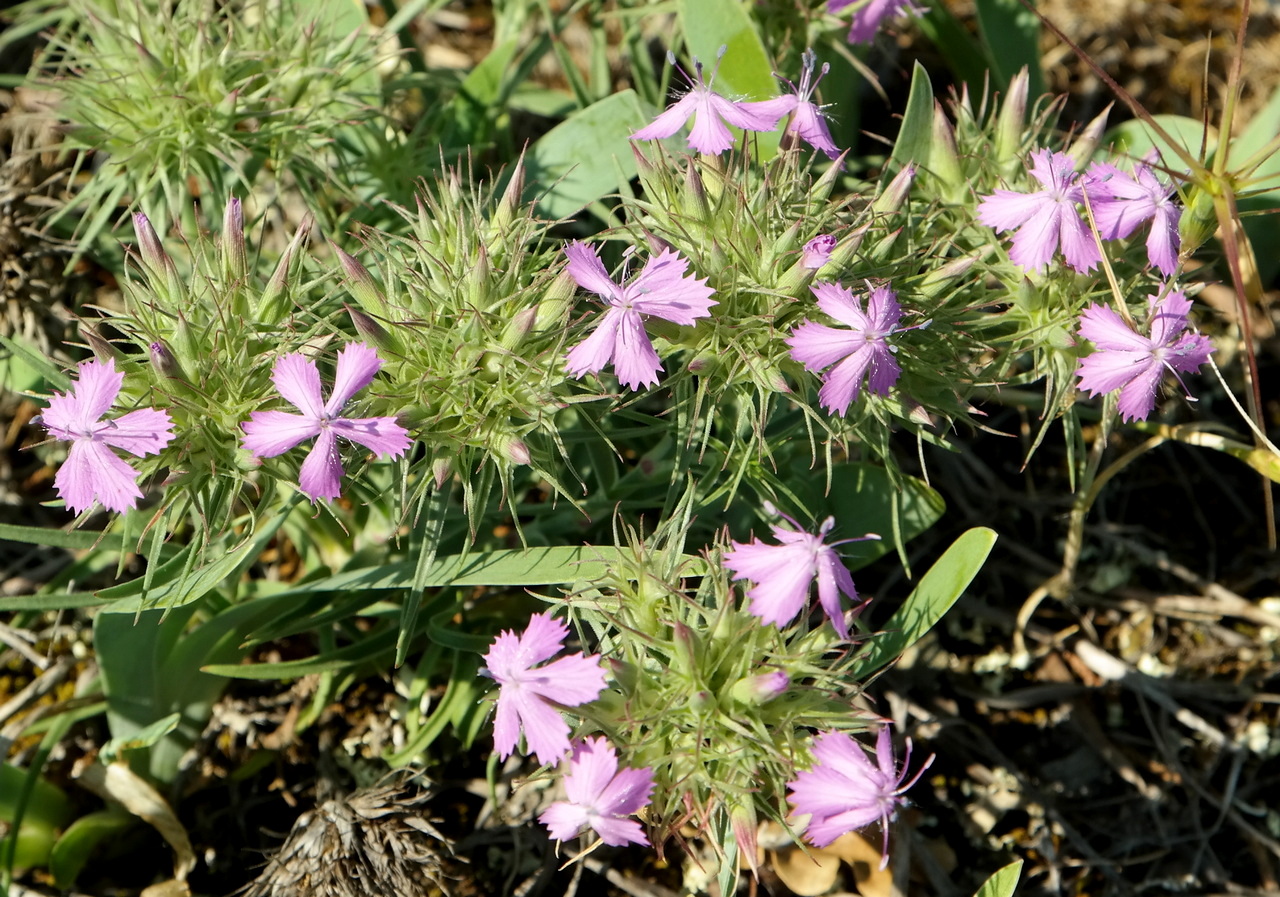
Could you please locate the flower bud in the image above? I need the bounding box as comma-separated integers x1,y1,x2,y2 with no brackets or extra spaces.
995,68,1029,175
83,328,117,362
535,268,575,331
1066,103,1113,168
149,339,184,380
494,434,531,466
801,234,835,270
466,244,491,309
872,163,916,215
133,212,183,304
335,245,391,321
681,161,711,222
915,253,979,300
809,149,850,204
222,196,246,281
868,227,903,263
929,102,965,200
492,156,526,234
827,222,870,270
500,305,538,351
729,800,761,877
1179,185,1218,255
432,456,453,490
345,303,401,355
730,670,789,704
256,214,311,324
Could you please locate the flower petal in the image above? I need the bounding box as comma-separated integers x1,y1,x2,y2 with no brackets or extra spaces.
609,308,663,390
631,93,698,141
270,354,325,419
98,408,173,457
325,342,382,414
297,428,344,500
567,307,623,380
241,410,320,458
329,415,412,459
55,440,144,515
564,241,622,303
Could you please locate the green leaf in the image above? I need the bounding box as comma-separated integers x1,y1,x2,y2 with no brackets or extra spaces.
973,860,1024,897
821,463,947,571
916,2,991,94
851,527,996,677
98,513,287,614
271,545,651,596
528,89,648,218
974,0,1045,99
0,332,69,391
890,62,935,170
49,810,135,888
99,713,181,765
678,0,776,102
0,523,105,551
1104,114,1216,168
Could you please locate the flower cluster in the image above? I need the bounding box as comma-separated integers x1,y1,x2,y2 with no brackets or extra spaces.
977,147,1213,420
479,509,917,856
42,342,411,514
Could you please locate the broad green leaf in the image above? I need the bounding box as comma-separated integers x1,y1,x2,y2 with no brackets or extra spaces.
399,484,451,667
50,810,134,888
974,0,1045,99
819,463,946,571
851,527,996,677
528,89,648,218
974,860,1023,897
271,545,660,596
678,0,776,103
0,523,104,551
0,762,74,871
203,622,401,679
0,332,69,391
1104,114,1217,168
98,513,286,613
890,62,935,171
100,713,181,764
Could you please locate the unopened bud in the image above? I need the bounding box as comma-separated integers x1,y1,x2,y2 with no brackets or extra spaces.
492,156,527,233
466,244,491,308
500,305,538,350
916,253,980,299
827,222,870,270
1179,185,1218,255
730,670,789,704
149,340,184,379
133,213,183,303
872,163,916,215
730,800,761,877
1066,103,1113,167
995,68,1030,175
222,197,246,281
682,161,711,221
83,328,117,362
432,456,453,490
868,227,903,263
929,102,965,199
335,245,391,320
536,269,575,331
809,149,850,204
257,214,311,324
345,303,400,354
801,234,835,270
495,435,531,466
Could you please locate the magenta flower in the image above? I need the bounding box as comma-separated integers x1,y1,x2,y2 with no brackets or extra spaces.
830,0,924,44
788,727,933,864
1086,159,1182,276
241,342,411,501
743,49,840,159
482,612,607,766
631,50,780,155
722,504,872,639
40,358,174,515
786,281,905,416
564,241,717,390
801,234,836,269
1075,290,1212,422
539,737,654,847
977,148,1102,273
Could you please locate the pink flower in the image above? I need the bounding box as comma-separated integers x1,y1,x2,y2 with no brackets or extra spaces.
788,727,933,864
482,612,607,766
786,281,906,416
241,342,411,501
40,358,174,515
801,234,836,269
539,737,654,847
977,148,1102,273
631,49,780,155
1075,290,1212,422
830,0,924,44
564,241,717,390
722,504,872,639
742,49,840,159
1085,159,1182,276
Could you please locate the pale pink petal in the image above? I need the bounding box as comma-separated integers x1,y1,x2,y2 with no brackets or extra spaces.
709,92,783,133
610,308,664,390
565,241,622,302
516,692,574,765
539,802,592,841
56,439,143,515
1167,333,1212,373
297,428,344,500
788,321,867,372
329,415,411,459
725,540,816,629
1146,205,1181,276
270,354,325,419
628,251,717,323
241,410,321,458
815,550,858,639
1005,205,1062,272
1076,351,1150,397
818,350,875,415
812,282,872,329
685,100,738,154
1055,206,1102,272
567,307,623,379
97,407,173,457
591,816,650,847
630,94,698,141
596,765,656,817
68,359,125,425
791,102,840,158
1116,365,1164,422
976,190,1048,232
562,737,619,806
740,95,796,125
1078,304,1152,353
525,653,607,706
325,342,383,414
493,688,522,760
